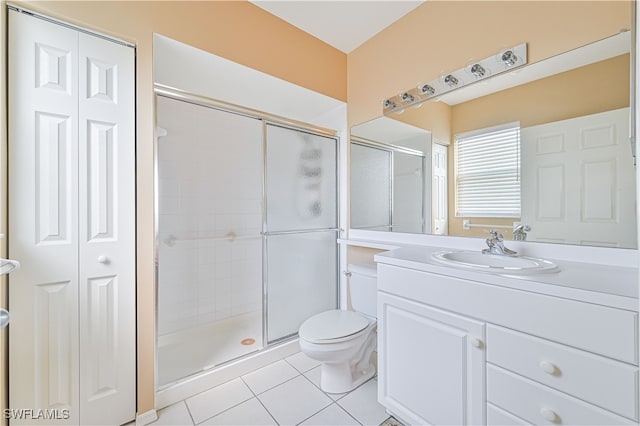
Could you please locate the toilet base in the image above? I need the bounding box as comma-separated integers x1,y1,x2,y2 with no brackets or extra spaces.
320,360,375,394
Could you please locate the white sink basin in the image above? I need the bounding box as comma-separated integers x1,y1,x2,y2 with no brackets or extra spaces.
431,250,558,275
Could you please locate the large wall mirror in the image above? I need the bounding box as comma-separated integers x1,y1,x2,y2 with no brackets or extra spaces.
351,23,636,248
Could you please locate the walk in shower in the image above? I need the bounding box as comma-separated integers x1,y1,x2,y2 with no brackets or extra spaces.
155,93,339,387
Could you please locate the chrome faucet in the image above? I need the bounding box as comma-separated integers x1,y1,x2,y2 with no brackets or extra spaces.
483,230,517,256
513,224,531,241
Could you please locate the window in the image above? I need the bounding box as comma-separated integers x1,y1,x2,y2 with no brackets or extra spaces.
455,123,520,217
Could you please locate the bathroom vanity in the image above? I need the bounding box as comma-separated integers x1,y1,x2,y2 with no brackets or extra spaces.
374,246,638,426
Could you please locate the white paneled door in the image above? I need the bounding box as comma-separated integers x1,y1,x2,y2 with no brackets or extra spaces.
521,108,636,247
8,10,135,425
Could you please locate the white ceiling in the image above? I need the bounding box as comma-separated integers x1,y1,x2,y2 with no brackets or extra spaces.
249,0,425,53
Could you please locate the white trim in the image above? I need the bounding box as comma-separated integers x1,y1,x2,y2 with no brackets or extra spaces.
135,409,158,426
6,3,135,47
454,121,520,140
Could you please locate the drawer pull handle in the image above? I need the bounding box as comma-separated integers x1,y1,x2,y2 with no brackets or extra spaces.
540,407,559,423
470,337,483,348
540,361,559,375
97,255,110,264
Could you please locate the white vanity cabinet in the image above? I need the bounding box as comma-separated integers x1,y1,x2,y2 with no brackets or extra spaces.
375,256,639,426
378,292,485,425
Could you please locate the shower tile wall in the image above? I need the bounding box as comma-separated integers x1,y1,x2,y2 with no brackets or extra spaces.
157,97,264,337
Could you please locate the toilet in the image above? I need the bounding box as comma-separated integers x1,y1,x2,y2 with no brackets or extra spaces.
298,264,377,394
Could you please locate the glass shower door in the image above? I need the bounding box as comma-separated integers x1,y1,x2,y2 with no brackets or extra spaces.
264,124,338,342
156,96,264,386
350,143,392,231
393,152,425,233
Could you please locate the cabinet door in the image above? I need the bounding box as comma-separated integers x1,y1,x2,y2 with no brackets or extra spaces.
378,292,485,426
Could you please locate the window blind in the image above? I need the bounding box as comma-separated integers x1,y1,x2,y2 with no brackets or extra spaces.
455,123,520,217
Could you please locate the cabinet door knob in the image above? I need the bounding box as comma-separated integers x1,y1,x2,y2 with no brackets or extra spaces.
97,255,110,264
470,337,483,348
539,361,558,375
540,407,559,423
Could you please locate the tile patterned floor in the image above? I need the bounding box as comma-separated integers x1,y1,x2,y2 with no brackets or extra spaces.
150,351,395,426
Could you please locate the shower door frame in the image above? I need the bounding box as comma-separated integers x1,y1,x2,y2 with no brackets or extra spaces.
153,84,341,390
262,122,341,345
351,136,427,233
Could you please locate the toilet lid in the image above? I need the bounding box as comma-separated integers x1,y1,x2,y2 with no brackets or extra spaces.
299,310,370,343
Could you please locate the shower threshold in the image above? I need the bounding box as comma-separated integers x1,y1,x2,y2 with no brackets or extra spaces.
157,311,263,388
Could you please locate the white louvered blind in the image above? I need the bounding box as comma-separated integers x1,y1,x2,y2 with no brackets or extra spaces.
455,123,520,217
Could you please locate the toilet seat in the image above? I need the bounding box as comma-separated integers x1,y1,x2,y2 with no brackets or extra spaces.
299,310,371,344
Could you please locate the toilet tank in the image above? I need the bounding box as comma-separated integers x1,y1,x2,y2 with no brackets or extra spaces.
349,264,378,319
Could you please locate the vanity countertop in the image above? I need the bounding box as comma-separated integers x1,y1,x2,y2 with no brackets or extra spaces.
374,246,638,311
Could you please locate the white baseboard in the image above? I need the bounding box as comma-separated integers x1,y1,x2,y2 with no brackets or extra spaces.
135,409,158,426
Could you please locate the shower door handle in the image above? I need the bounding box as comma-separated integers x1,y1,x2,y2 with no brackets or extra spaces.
261,228,340,236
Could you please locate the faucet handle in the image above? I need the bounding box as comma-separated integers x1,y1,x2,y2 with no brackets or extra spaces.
488,229,503,241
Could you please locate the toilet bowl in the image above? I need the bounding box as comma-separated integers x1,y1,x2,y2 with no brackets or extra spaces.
298,264,377,394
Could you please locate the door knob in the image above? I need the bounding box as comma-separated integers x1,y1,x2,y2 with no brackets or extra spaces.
540,407,559,423
470,337,483,348
97,255,110,264
0,309,9,328
539,361,559,375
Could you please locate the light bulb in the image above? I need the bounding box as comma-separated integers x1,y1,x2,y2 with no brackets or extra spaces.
501,50,517,66
444,74,459,87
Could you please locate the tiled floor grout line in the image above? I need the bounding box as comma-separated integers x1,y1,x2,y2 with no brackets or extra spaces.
254,370,305,396
240,376,280,426
295,369,365,426
283,357,312,375
182,399,197,426
190,356,297,425
293,400,337,426
337,402,365,426
245,367,331,426
192,379,254,425
253,371,314,423
156,354,392,426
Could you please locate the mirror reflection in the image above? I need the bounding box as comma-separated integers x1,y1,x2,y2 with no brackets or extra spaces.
351,31,636,248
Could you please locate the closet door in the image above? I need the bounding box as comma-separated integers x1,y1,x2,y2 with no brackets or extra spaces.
8,10,135,425
9,11,80,424
77,33,135,425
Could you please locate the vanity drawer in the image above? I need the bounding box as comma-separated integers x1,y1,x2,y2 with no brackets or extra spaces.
487,364,636,425
487,403,531,425
487,325,638,420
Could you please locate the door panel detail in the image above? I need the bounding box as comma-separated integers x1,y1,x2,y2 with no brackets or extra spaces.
35,43,71,93
35,112,72,245
85,276,117,401
35,281,74,409
86,120,116,241
86,58,117,103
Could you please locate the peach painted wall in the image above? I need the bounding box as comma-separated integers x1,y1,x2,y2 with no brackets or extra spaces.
451,55,630,135
348,1,631,126
6,0,346,416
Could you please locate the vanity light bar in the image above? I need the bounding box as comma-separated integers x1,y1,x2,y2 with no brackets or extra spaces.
382,43,528,115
